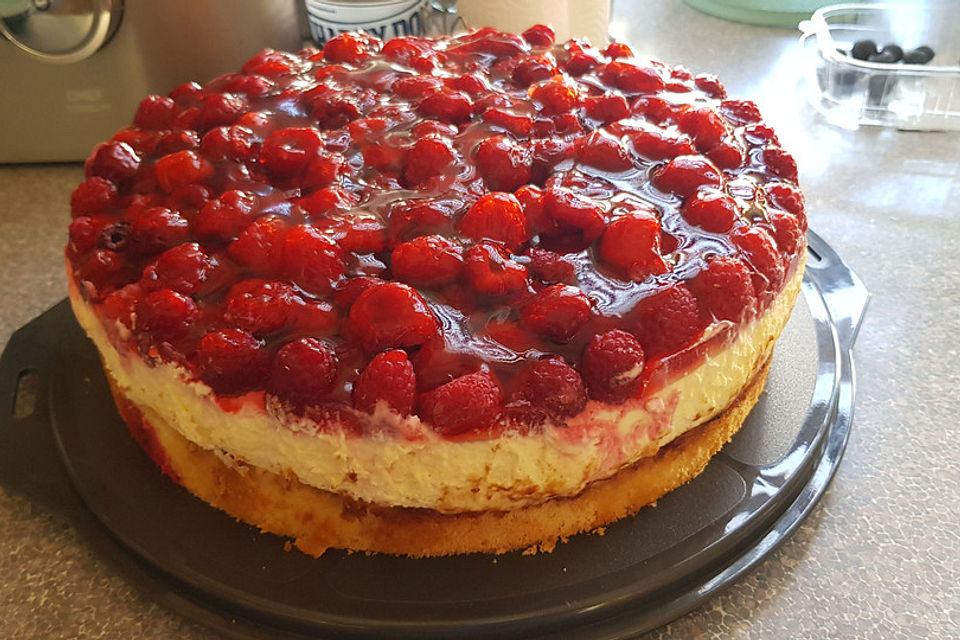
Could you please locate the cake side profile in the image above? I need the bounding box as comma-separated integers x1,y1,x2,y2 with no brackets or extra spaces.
65,25,808,556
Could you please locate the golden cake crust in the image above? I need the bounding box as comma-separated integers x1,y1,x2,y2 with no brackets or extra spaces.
105,355,771,557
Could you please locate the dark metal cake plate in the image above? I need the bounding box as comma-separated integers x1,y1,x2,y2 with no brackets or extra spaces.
0,231,867,639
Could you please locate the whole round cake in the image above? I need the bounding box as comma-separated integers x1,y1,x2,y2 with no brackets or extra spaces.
65,26,807,557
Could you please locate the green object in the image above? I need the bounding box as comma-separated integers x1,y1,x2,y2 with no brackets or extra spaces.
684,0,853,28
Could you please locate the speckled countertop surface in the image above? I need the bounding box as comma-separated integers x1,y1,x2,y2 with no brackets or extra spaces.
1,1,958,638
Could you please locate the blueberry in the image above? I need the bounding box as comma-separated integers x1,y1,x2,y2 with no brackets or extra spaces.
851,40,878,60
880,44,903,62
867,52,897,64
867,74,894,106
903,46,934,64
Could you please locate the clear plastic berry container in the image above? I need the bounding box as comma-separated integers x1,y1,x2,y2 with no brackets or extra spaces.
799,3,960,130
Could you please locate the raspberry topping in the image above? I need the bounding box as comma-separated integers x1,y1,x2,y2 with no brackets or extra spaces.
582,330,645,403
352,349,417,416
510,357,587,420
68,28,805,438
348,282,438,352
269,337,339,410
520,284,592,342
419,369,503,435
196,329,269,395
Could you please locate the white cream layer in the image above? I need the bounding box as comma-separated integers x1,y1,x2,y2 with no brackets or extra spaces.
70,264,803,513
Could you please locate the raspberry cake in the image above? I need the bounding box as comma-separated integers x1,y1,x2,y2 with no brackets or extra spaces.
65,26,808,557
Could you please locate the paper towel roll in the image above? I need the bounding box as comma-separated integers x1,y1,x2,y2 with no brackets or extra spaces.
455,0,611,46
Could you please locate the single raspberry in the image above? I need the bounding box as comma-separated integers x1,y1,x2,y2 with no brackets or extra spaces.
627,283,703,358
541,187,606,250
731,227,786,304
200,125,258,163
195,93,248,131
603,42,634,59
582,329,645,403
511,357,586,419
404,137,456,187
335,215,386,253
172,107,200,130
70,177,117,217
419,89,473,124
768,211,805,257
136,288,198,345
154,150,214,193
224,280,299,336
522,24,555,47
598,210,669,281
323,33,371,64
743,124,779,146
80,249,130,294
520,284,592,342
564,51,600,76
530,137,576,183
361,140,408,173
291,299,339,335
168,81,202,106
419,369,503,436
392,75,443,99
680,188,738,233
268,337,340,410
97,221,130,252
706,138,745,170
195,329,269,396
227,215,289,274
457,193,530,251
382,37,431,65
147,243,217,295
765,182,806,228
694,73,727,98
134,95,176,130
348,282,438,352
678,107,727,152
297,186,358,218
387,200,453,247
583,93,630,124
303,153,347,190
718,99,763,125
154,129,200,156
167,184,212,214
243,49,299,76
763,147,799,182
261,127,323,177
87,142,140,184
576,131,634,172
482,108,534,137
102,284,140,330
352,349,417,416
391,235,464,287
193,190,260,244
332,276,383,310
475,135,532,192
282,224,347,295
530,78,580,115
215,73,274,98
129,206,190,253
600,62,664,94
512,55,557,86
411,119,459,139
463,242,529,296
687,255,756,323
110,128,158,156
653,155,723,198
526,247,575,283
68,215,108,255
627,129,696,161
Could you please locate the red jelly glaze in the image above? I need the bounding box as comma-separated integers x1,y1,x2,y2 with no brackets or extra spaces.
67,27,805,438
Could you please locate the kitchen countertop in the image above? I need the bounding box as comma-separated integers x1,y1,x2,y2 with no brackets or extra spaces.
1,1,958,638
